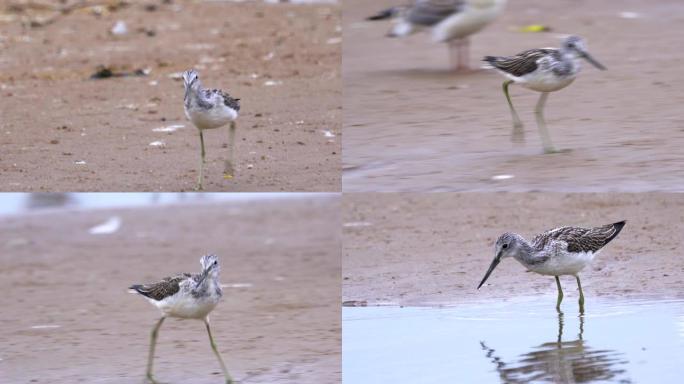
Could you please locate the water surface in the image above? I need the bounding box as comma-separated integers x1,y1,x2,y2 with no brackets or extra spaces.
0,192,318,216
343,298,684,383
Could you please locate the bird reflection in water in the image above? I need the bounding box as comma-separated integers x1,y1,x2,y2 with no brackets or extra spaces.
480,313,632,383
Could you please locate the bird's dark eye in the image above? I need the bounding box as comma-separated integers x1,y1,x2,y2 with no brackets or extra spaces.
502,243,508,249
213,261,218,266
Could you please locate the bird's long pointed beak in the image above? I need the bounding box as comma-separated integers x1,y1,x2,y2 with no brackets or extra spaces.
580,52,606,70
477,252,502,289
195,270,207,288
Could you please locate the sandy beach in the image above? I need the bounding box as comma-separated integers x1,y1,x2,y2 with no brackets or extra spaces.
343,193,684,306
343,0,684,191
0,0,341,191
0,195,340,383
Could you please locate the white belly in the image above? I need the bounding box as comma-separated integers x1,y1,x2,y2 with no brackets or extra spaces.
519,71,576,92
431,1,505,42
527,251,597,276
186,106,237,130
152,294,218,319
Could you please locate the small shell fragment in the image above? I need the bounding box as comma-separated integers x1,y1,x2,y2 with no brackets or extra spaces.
152,125,184,133
149,140,166,148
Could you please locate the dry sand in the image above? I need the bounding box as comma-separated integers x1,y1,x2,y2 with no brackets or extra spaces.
343,193,684,306
0,196,340,383
0,0,341,192
343,0,684,192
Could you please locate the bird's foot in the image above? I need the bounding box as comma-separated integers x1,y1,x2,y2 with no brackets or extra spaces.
195,183,204,191
145,373,162,384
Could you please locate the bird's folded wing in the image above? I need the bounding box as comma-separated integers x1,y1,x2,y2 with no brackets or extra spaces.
204,89,240,111
131,273,190,301
485,49,555,77
534,224,622,254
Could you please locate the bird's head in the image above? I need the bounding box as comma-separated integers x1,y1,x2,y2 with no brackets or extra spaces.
182,69,201,89
200,254,221,276
562,36,606,70
477,233,523,289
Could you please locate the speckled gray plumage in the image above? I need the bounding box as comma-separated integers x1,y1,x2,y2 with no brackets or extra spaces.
129,257,223,303
130,273,193,301
532,221,626,254
182,69,240,113
204,89,241,111
484,49,557,77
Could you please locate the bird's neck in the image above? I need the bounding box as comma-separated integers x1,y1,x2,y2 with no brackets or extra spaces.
185,82,203,103
196,270,222,296
207,273,222,297
560,49,582,65
511,237,535,263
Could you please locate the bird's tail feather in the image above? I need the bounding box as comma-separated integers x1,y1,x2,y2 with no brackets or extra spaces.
129,284,147,294
605,220,626,244
482,56,500,64
482,56,500,69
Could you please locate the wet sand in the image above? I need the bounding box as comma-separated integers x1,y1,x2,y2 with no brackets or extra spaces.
343,193,684,306
0,1,341,191
0,196,340,383
343,0,684,191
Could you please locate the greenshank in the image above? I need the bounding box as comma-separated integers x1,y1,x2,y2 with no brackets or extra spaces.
130,254,233,384
368,0,507,71
477,221,626,313
484,36,606,153
182,69,240,190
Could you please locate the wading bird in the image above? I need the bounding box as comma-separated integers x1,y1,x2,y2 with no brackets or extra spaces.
183,69,240,190
368,0,507,71
130,254,233,384
477,221,625,313
484,36,606,153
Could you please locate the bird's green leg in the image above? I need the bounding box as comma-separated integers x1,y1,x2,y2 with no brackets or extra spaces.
555,276,564,312
534,92,558,154
576,275,585,314
556,310,564,344
204,319,233,384
146,316,166,384
196,130,206,191
503,80,524,143
223,121,236,179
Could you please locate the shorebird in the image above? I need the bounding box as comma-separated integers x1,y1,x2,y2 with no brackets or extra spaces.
477,221,625,313
130,254,233,384
367,0,507,71
182,69,240,190
483,36,606,153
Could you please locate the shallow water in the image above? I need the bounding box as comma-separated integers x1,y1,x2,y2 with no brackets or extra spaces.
343,298,684,383
0,192,319,216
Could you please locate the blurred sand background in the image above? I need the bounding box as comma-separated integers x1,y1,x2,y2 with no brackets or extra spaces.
343,0,684,191
0,0,341,191
343,193,684,306
0,195,340,383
